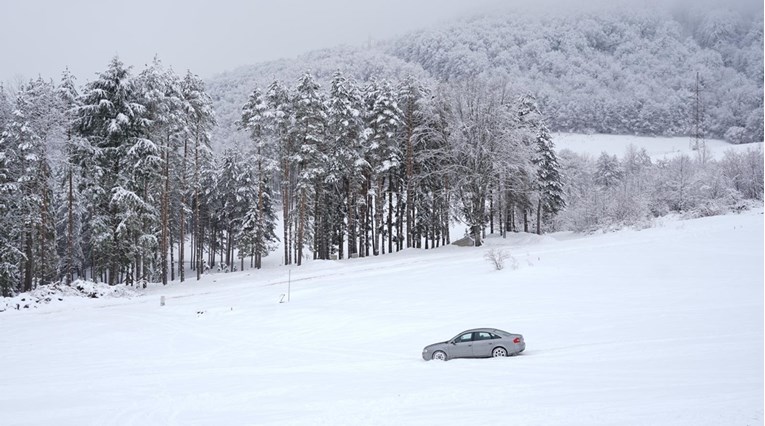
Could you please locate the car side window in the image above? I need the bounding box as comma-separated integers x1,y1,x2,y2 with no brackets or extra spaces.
476,332,492,341
457,333,473,343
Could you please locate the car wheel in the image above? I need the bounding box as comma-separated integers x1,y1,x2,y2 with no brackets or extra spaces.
492,347,507,358
432,351,447,361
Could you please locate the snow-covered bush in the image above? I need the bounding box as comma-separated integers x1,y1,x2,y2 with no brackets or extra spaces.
484,248,516,271
557,144,763,234
0,280,139,313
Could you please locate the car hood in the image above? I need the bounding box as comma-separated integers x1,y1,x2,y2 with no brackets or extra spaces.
423,341,449,351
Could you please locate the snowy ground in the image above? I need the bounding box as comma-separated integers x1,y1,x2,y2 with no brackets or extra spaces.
554,133,764,160
1,207,762,425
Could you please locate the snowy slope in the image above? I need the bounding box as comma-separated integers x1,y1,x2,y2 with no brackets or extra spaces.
1,210,762,425
554,133,764,160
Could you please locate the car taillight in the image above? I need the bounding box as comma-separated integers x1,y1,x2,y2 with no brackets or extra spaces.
513,337,521,344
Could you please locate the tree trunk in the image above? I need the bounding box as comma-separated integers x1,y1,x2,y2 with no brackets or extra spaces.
195,121,201,281
160,141,170,285
170,230,175,281
256,159,264,269
387,172,394,255
359,179,368,258
489,187,494,235
180,137,188,282
66,167,74,285
374,178,384,256
23,231,33,292
297,187,306,266
348,182,357,257
282,158,290,265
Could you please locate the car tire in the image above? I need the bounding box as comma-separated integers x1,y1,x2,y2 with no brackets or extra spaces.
432,351,447,361
492,347,507,357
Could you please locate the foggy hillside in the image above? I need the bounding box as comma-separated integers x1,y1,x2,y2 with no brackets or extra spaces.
207,6,763,149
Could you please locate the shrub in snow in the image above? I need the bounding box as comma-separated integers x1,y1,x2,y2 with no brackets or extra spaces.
484,248,516,271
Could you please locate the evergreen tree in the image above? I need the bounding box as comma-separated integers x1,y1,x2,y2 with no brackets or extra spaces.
55,68,85,284
327,71,366,258
363,79,402,255
264,81,296,265
397,76,428,249
239,88,279,268
75,56,154,285
180,71,216,280
293,72,327,265
3,79,62,291
136,58,185,285
236,165,278,269
533,124,565,233
0,110,24,295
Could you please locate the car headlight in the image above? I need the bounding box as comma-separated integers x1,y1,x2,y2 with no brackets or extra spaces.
423,349,428,352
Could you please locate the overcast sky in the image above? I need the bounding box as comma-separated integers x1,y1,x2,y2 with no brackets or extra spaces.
1,0,760,86
0,0,508,85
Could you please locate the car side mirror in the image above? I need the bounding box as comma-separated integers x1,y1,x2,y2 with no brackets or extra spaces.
450,340,456,345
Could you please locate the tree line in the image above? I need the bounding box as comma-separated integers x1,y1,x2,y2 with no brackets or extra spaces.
0,57,564,295
556,145,763,233
389,8,763,144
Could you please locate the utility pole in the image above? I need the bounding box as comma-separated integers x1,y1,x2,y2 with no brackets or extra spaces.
691,71,705,153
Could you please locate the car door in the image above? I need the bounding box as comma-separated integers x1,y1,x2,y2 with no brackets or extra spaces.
450,332,475,359
472,331,496,357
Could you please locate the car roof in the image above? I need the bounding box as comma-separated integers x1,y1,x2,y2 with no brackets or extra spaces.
461,328,510,334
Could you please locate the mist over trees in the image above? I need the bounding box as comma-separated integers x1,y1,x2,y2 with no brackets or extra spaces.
208,7,763,149
387,8,763,144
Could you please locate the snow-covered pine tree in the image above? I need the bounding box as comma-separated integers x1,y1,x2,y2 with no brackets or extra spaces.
235,161,278,270
264,80,296,265
397,76,427,250
0,106,24,295
4,78,62,291
363,79,402,255
75,56,154,285
327,71,366,259
136,58,185,285
532,123,565,234
238,87,279,268
215,149,251,270
55,68,85,284
293,72,327,265
0,84,11,131
180,71,216,280
515,95,566,234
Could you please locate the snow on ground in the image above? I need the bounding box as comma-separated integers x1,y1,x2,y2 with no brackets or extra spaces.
554,133,764,160
1,209,762,425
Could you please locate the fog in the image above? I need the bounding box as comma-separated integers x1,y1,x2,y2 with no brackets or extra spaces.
0,0,760,85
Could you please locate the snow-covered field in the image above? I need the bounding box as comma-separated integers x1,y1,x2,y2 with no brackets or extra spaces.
554,133,764,160
1,207,762,425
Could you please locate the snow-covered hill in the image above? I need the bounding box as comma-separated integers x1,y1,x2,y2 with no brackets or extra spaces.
1,208,762,425
554,133,764,160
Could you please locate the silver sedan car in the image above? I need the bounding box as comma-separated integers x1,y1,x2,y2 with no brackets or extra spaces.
422,328,525,361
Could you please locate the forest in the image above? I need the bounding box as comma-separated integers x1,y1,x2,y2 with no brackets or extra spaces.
0,6,762,295
0,56,570,294
208,7,763,147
